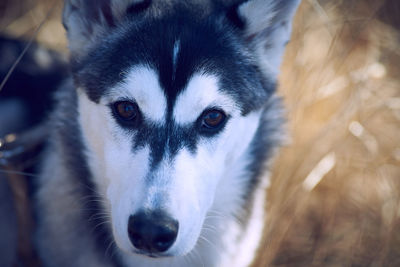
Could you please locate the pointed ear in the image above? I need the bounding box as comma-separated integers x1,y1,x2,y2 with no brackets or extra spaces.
229,0,301,76
63,0,152,57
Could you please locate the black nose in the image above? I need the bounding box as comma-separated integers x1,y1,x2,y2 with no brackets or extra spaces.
128,210,178,253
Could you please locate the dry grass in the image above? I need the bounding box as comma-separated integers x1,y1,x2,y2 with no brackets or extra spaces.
1,0,400,266
0,0,66,52
254,0,400,266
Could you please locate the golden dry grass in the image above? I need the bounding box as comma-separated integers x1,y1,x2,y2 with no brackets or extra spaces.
0,0,66,51
1,0,400,266
254,0,400,266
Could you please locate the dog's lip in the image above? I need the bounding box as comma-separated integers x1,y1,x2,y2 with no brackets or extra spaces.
132,249,172,259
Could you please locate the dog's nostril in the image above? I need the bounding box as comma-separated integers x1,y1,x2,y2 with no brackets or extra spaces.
152,223,178,252
128,210,178,253
129,232,145,250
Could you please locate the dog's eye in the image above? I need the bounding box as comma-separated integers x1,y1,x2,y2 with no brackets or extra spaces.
113,101,139,121
200,109,227,130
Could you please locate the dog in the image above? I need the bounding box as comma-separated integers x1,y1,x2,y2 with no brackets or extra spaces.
35,0,300,266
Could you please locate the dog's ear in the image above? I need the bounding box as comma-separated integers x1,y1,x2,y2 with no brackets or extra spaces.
63,0,152,57
227,0,301,76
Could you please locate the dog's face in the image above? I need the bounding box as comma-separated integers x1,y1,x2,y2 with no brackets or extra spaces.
78,67,263,257
65,0,299,259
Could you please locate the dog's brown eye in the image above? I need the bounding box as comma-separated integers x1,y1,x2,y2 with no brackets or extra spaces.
202,109,226,129
114,101,138,121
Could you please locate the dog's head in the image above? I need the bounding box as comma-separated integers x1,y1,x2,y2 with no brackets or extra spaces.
63,0,299,258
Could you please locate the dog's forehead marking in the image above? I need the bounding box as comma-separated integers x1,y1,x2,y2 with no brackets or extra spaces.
173,74,238,125
110,66,167,123
172,39,180,77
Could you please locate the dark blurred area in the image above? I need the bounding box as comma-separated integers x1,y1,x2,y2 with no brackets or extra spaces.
0,33,67,267
0,36,67,266
0,36,67,130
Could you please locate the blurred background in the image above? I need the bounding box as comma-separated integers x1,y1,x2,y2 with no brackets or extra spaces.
0,0,399,266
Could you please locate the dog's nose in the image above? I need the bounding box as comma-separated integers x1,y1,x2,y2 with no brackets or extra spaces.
128,210,178,253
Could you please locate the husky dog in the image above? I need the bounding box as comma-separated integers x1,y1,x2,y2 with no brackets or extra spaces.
35,0,300,266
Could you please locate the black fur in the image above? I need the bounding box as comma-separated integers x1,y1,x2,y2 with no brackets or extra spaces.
126,0,152,15
226,2,247,29
72,7,273,112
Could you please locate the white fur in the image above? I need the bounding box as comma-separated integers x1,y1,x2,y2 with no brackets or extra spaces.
108,66,167,123
173,74,238,125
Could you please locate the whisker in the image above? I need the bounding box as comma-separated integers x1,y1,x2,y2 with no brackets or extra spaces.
0,168,39,178
105,237,117,259
198,235,219,252
93,220,110,231
191,247,205,267
208,209,244,228
78,181,105,196
201,225,218,234
88,214,111,222
79,197,108,207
